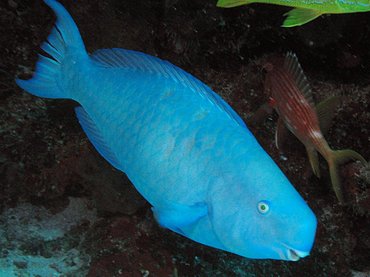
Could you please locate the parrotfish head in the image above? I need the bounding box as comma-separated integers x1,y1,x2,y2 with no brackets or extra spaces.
209,152,317,261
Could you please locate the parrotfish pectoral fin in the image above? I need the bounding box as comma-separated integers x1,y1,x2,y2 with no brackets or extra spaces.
305,146,320,178
216,0,252,8
316,96,343,135
152,202,208,231
16,0,87,100
282,8,322,28
75,107,123,171
178,214,227,251
328,149,367,203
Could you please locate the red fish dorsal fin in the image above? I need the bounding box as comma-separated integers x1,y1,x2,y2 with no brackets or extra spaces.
283,52,314,107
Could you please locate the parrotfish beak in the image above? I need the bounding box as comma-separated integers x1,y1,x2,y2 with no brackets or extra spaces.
287,248,310,261
280,242,312,261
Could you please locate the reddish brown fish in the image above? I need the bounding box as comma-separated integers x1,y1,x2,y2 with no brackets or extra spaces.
261,52,367,203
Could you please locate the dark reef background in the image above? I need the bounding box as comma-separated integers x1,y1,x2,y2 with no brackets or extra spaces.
0,0,369,276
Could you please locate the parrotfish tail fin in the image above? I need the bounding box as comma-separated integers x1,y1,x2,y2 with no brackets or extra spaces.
306,146,320,178
328,149,368,203
216,0,252,8
282,8,322,28
16,0,87,100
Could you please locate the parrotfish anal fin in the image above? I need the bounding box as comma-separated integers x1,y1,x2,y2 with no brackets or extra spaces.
75,107,123,171
316,96,342,135
305,145,320,178
91,48,246,128
152,202,208,231
283,52,314,107
275,117,289,150
283,8,322,28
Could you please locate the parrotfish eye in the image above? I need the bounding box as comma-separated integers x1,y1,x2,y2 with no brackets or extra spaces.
257,201,270,214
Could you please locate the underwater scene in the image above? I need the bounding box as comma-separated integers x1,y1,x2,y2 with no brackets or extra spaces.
1,0,369,276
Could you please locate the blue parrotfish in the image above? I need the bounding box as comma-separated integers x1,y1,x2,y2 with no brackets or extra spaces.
16,0,317,260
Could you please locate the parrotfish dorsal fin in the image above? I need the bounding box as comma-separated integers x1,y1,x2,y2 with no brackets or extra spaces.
91,48,246,128
283,52,314,107
75,107,123,171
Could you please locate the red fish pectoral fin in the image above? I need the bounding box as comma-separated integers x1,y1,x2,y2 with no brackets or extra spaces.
282,8,323,28
275,117,289,150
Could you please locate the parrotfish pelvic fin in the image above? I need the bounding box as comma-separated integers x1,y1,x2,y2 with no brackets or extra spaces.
327,149,368,203
283,8,323,28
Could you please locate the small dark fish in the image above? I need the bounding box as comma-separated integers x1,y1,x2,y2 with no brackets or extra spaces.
259,52,367,203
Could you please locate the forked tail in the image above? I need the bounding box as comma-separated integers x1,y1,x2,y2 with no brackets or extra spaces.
15,0,87,100
328,149,367,203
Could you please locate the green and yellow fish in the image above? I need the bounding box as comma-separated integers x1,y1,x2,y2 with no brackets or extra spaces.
217,0,370,27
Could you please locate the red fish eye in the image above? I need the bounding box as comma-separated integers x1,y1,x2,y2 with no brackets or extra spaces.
268,97,276,107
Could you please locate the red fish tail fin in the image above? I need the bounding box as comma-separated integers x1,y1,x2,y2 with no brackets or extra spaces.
328,149,367,203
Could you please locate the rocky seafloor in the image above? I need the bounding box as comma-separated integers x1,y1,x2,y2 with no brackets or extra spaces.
0,0,369,276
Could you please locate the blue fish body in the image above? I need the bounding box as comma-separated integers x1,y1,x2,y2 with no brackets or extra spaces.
16,0,317,261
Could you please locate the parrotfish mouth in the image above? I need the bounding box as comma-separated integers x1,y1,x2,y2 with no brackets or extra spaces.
286,248,310,261
280,243,311,261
